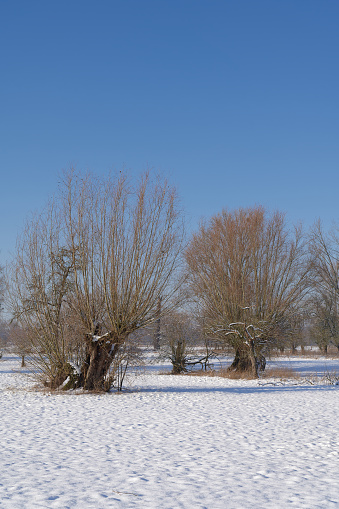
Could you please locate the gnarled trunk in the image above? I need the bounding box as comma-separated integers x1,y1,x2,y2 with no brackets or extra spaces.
228,348,253,373
171,341,187,374
228,345,265,378
52,336,122,392
80,337,120,391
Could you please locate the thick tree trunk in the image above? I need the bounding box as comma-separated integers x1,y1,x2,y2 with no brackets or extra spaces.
80,339,119,391
228,348,252,372
48,334,124,391
228,346,265,378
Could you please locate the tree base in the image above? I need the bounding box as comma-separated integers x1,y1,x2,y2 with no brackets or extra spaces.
228,348,266,377
228,349,253,372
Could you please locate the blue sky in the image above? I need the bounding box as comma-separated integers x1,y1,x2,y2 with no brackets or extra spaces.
1,0,338,263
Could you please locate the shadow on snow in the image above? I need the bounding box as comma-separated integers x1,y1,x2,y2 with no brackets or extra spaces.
136,384,337,395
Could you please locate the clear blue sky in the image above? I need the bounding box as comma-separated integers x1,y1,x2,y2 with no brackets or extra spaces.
1,0,338,264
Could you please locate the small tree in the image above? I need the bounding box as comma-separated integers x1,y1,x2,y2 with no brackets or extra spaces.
0,320,9,357
0,264,4,314
161,312,214,373
0,265,5,356
308,220,339,353
8,322,32,367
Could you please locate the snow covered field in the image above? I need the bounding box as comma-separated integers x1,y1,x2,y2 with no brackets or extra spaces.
1,354,339,509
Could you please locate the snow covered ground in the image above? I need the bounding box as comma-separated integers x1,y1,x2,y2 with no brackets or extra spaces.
1,354,339,509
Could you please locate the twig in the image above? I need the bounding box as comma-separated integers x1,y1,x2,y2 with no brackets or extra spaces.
112,488,142,497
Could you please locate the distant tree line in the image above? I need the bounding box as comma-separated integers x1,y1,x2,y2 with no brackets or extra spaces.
3,168,339,388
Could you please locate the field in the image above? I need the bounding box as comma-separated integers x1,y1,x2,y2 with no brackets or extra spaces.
1,353,339,509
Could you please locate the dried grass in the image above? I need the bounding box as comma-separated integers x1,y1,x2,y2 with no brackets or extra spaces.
185,365,300,380
186,368,257,380
262,366,300,380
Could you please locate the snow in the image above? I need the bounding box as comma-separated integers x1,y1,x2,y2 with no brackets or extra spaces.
1,354,339,508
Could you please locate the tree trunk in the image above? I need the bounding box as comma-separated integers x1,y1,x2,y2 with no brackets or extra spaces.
321,344,328,355
228,348,252,372
48,334,124,392
228,346,264,378
80,339,119,391
248,340,259,378
171,341,187,374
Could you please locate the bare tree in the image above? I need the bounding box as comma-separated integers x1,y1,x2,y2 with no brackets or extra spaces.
308,297,333,354
0,264,4,314
8,204,79,385
160,312,212,374
8,322,32,367
186,206,309,377
0,320,8,357
0,264,5,356
308,220,339,353
9,170,185,390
